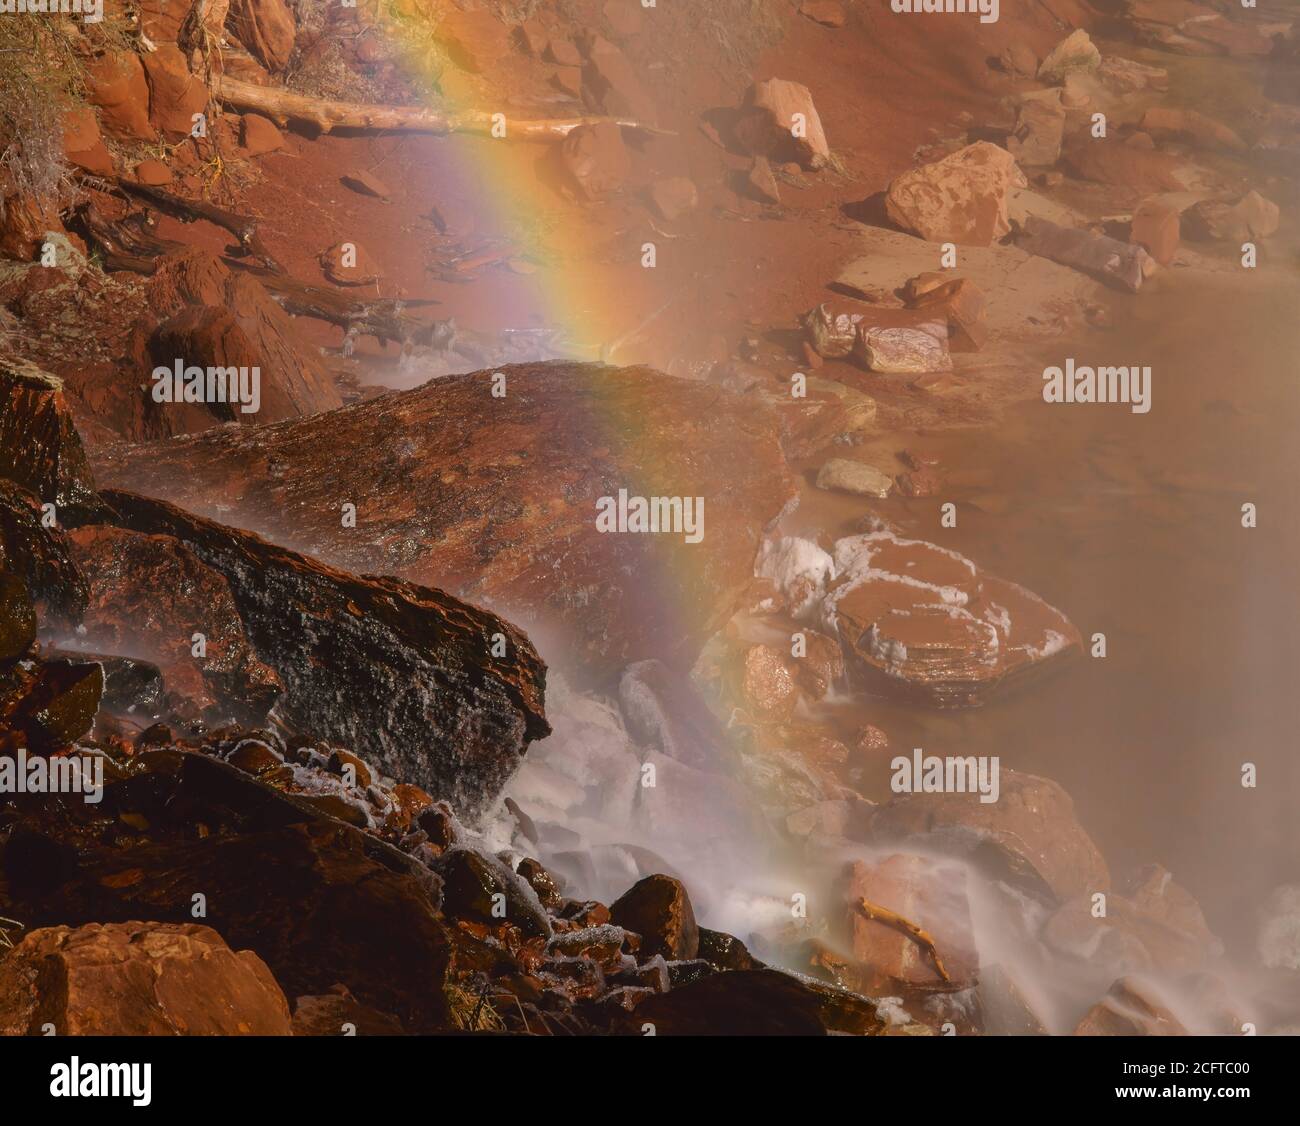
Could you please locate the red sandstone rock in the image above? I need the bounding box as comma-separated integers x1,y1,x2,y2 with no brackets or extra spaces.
648,177,698,222
85,50,155,140
320,240,381,286
435,9,512,74
734,78,830,170
1063,138,1185,192
142,44,210,140
583,35,657,123
872,767,1110,900
133,158,173,186
841,854,978,988
886,142,1027,246
60,107,115,177
227,0,297,73
240,112,283,155
904,276,988,351
1130,196,1181,265
1075,977,1188,1035
0,922,291,1035
1140,106,1245,151
561,121,631,200
739,643,801,721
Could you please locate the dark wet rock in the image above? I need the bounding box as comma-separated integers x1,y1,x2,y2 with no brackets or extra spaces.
0,481,89,632
871,767,1110,900
610,874,699,962
0,573,37,661
437,847,552,938
517,857,565,910
291,984,407,1036
76,652,167,719
7,750,454,1033
0,359,105,520
80,490,548,819
698,927,761,971
67,525,281,725
1017,216,1154,293
0,655,103,751
0,921,292,1035
614,968,829,1035
91,363,796,681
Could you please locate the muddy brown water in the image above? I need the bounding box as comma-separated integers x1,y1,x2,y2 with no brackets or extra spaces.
782,253,1300,953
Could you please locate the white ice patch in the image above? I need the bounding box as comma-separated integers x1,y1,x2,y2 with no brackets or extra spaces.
1024,629,1070,660
754,536,836,619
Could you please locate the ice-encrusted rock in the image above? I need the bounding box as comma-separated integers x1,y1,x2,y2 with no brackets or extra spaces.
820,532,1080,708
754,536,835,620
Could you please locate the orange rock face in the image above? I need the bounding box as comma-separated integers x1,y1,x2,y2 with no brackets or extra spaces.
885,142,1027,246
0,922,292,1036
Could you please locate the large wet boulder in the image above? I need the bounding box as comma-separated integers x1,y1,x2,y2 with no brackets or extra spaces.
0,359,104,520
0,481,88,632
77,491,549,818
0,921,292,1035
870,767,1110,901
90,362,797,681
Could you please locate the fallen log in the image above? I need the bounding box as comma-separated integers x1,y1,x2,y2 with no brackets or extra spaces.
214,74,671,139
115,179,280,270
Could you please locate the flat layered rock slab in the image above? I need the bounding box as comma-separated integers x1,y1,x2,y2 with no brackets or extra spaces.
92,362,797,679
823,533,1080,707
835,227,1096,354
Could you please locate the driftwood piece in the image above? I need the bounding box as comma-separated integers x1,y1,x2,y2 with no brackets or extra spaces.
854,897,953,985
115,179,281,270
75,202,184,273
230,263,437,347
215,74,671,138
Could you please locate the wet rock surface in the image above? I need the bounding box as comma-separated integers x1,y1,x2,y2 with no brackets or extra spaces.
83,490,549,817
91,363,797,681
